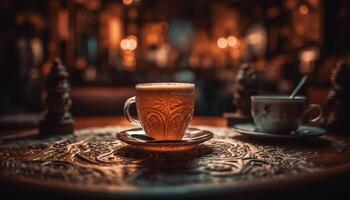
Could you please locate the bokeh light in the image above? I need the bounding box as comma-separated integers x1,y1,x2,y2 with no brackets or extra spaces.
299,4,309,15
120,39,129,50
120,35,138,51
227,36,238,48
217,37,227,49
123,0,133,5
128,39,137,50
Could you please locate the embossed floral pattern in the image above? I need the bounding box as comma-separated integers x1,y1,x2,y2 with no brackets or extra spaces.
137,94,194,140
0,126,346,193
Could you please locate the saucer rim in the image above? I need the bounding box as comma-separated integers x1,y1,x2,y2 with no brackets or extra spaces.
116,127,214,147
232,123,326,139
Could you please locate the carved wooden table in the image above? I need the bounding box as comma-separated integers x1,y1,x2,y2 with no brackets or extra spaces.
1,117,350,200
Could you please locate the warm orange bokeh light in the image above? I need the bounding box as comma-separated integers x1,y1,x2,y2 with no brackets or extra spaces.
120,39,129,50
299,4,309,15
217,37,227,49
227,36,238,48
123,0,133,5
120,35,138,51
128,39,137,50
286,0,297,10
123,51,136,70
109,18,122,46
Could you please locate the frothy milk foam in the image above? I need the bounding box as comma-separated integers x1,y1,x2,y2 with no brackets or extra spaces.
136,83,194,92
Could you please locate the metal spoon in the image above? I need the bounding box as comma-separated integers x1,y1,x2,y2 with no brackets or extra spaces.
290,75,308,99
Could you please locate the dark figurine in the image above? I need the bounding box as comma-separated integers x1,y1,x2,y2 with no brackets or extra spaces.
234,63,260,116
224,62,260,125
40,59,74,135
324,61,350,133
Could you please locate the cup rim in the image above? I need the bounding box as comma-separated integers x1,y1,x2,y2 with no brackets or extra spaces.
136,82,195,88
251,95,306,101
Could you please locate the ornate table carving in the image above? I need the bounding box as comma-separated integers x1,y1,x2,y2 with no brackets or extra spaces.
0,126,349,197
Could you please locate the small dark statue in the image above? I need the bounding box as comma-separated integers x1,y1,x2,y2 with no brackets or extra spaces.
230,62,260,123
40,59,74,135
324,61,350,133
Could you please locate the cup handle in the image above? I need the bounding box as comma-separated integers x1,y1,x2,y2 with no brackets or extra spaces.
303,104,323,125
124,96,141,127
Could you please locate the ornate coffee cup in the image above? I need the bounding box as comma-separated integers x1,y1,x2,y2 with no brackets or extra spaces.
251,96,323,134
124,83,195,140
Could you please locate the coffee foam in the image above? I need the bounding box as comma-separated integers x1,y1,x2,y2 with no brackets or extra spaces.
136,83,194,90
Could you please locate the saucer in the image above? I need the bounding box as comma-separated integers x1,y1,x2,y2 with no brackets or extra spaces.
232,123,326,139
116,128,214,152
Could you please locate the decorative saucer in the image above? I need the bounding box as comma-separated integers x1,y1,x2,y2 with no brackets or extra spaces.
116,128,214,152
232,123,326,139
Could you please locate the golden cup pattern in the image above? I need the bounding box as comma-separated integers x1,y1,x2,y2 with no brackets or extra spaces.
137,93,194,140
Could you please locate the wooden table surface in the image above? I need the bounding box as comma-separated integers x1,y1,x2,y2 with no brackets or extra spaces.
1,117,350,200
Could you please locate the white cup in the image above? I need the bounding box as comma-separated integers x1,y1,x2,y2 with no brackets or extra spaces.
251,96,323,134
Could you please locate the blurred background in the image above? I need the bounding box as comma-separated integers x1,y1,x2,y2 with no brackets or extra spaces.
0,0,349,124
